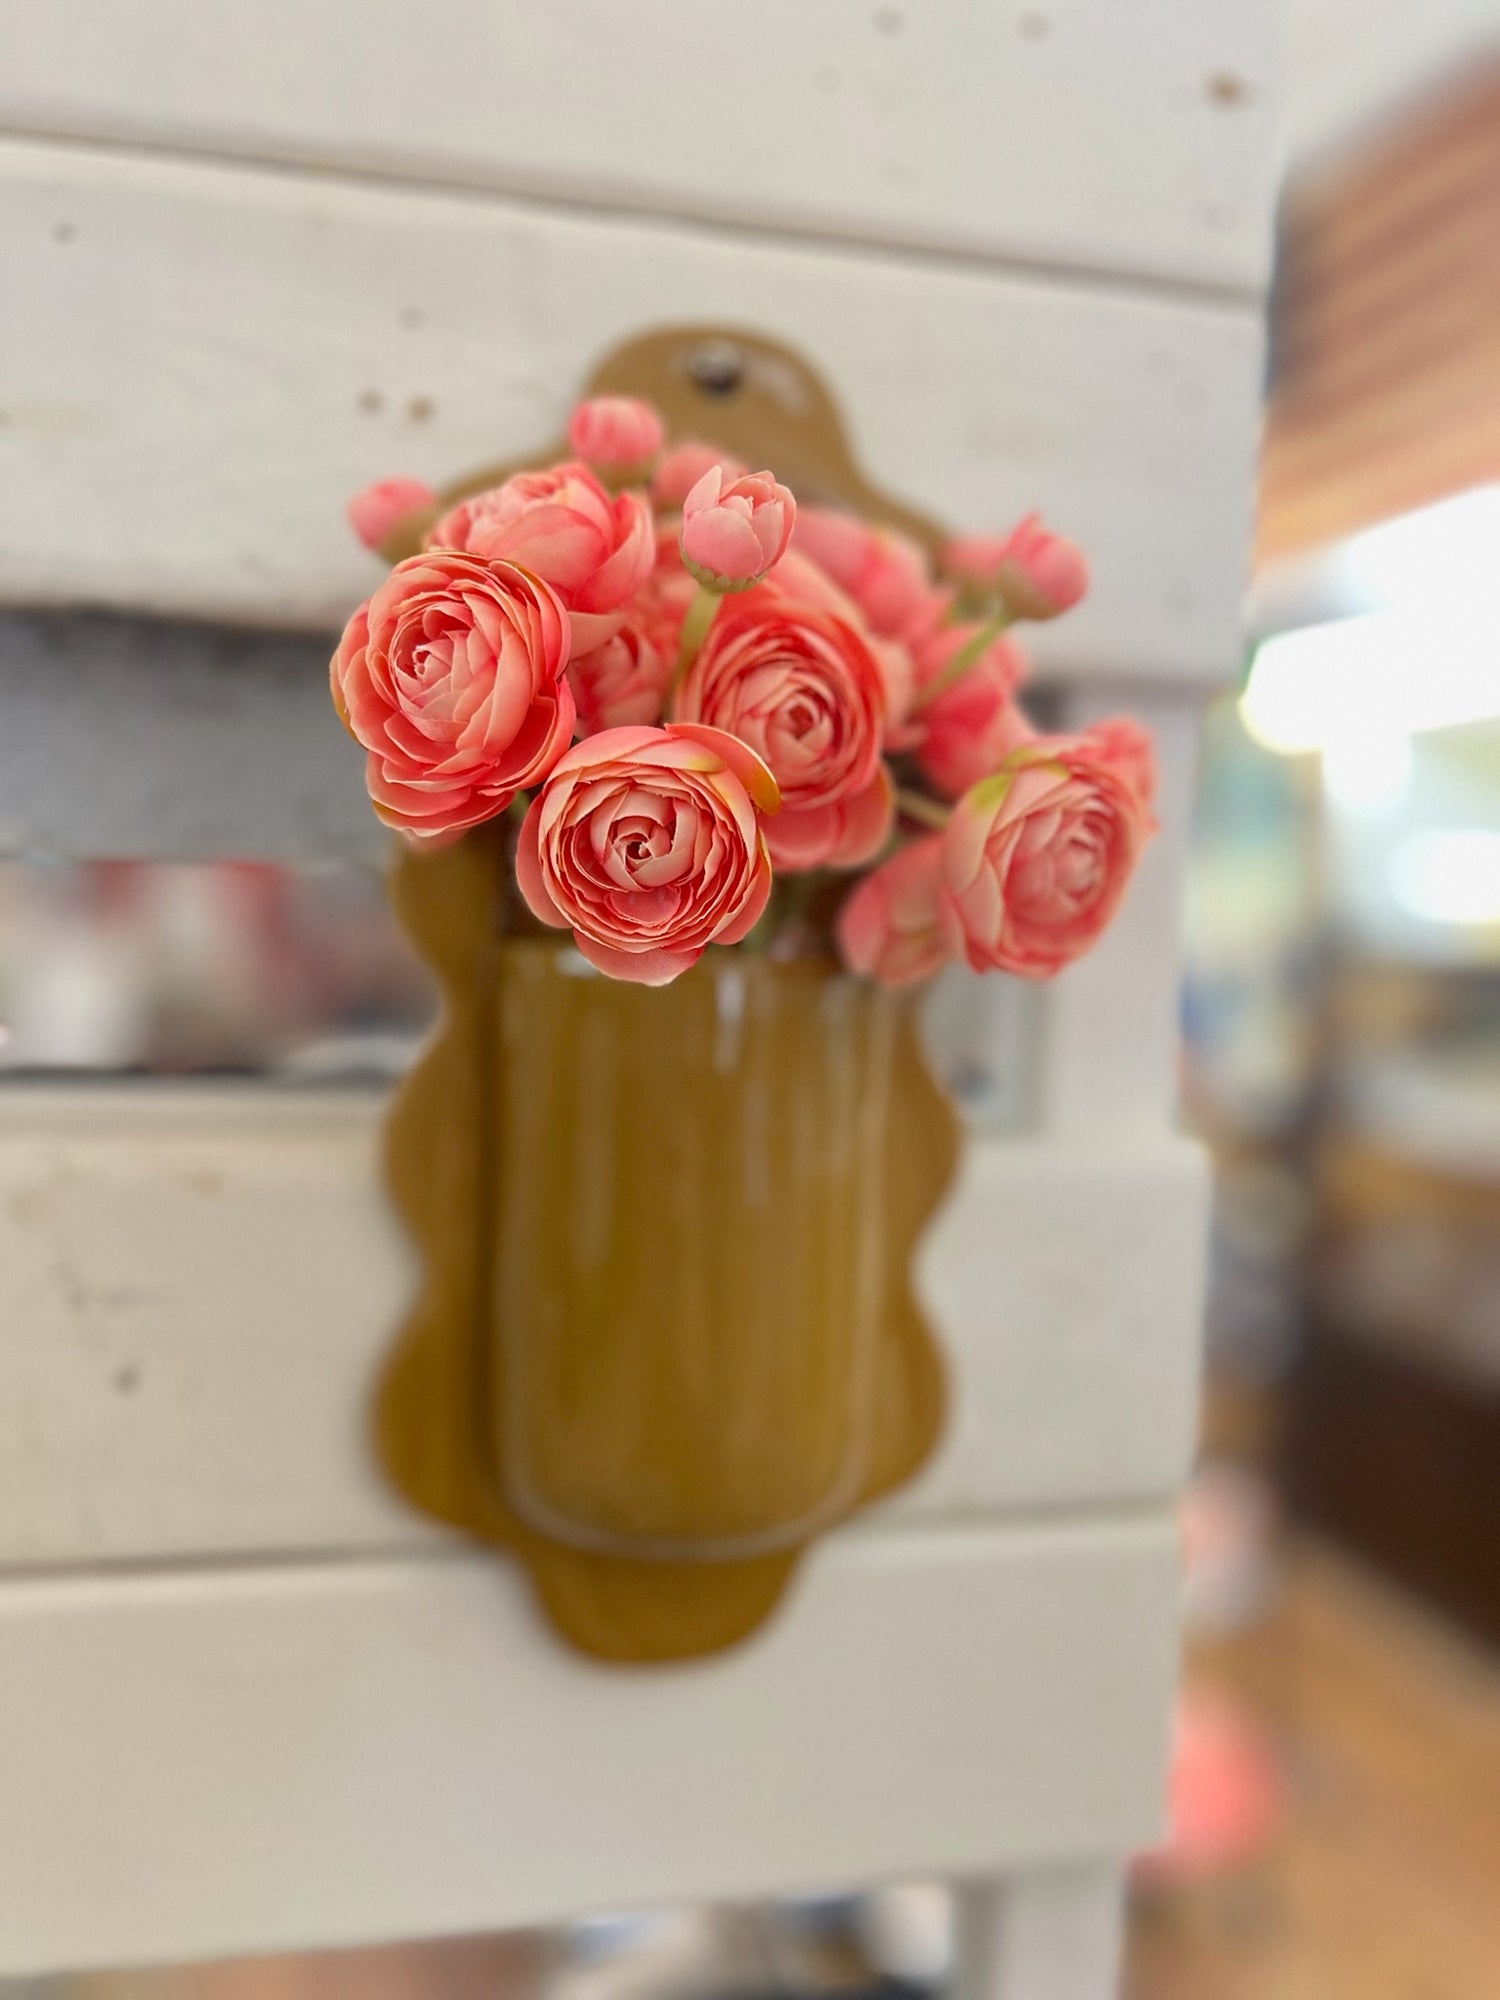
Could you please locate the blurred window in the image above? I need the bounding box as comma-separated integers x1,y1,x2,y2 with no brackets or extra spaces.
0,860,434,1081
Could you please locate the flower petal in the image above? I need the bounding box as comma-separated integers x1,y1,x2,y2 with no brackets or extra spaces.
515,798,568,928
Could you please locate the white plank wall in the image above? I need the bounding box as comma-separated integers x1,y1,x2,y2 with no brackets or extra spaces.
0,1517,1180,1977
0,139,1261,676
0,4,1274,1974
0,1089,1206,1568
0,1,1277,292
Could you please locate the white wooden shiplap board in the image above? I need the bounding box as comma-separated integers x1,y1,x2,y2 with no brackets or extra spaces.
0,1088,1206,1569
915,1138,1206,1521
0,1514,1178,1977
0,0,1277,293
0,138,1262,680
0,4,1272,1971
0,1089,421,1564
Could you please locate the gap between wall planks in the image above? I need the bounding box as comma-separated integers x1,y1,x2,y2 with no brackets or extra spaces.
0,137,1263,669
0,0,1278,296
0,610,376,864
0,612,1215,875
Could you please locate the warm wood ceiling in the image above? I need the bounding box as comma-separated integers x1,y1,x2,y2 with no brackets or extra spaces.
1258,58,1500,563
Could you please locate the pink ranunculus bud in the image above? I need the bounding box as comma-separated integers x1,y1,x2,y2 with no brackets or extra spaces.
836,836,950,987
940,735,1153,978
347,478,437,551
674,594,893,872
946,515,1088,620
515,723,779,985
566,395,665,475
792,507,944,645
679,467,796,591
941,533,1011,589
913,625,1034,799
330,551,574,843
427,462,654,653
651,440,746,510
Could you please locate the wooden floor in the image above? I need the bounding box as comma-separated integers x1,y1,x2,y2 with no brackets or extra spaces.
1124,1541,1500,2000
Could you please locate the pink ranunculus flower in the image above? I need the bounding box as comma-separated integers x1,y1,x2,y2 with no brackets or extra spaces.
1081,715,1158,809
762,547,865,620
566,395,665,474
911,616,1029,701
674,595,893,872
913,626,1034,798
680,467,796,591
836,836,949,987
652,440,746,510
516,723,779,985
763,550,917,732
426,461,653,651
347,478,437,551
567,524,690,734
941,533,1011,589
945,514,1088,620
791,507,942,643
940,736,1152,978
568,614,676,734
331,551,574,843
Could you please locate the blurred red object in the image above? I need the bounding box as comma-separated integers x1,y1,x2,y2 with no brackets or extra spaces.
1132,1687,1285,1889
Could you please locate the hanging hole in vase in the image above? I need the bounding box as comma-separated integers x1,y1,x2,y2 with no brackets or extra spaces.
685,338,746,397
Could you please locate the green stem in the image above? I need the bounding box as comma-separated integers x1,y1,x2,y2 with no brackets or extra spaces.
894,788,952,831
909,607,1013,715
673,582,723,690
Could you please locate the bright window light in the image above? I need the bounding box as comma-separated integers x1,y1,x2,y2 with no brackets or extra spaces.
1331,486,1500,617
1321,731,1412,813
1245,489,1500,763
1241,609,1500,755
1390,830,1500,927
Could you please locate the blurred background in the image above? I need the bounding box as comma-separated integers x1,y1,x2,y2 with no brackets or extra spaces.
2,4,1499,1998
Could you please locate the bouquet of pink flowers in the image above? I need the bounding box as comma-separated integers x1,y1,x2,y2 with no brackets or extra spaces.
333,395,1154,988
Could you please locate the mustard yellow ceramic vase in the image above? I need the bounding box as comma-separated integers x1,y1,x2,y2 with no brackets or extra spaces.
371,330,962,1661
376,823,958,1661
